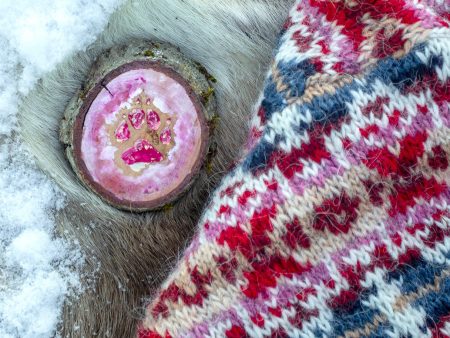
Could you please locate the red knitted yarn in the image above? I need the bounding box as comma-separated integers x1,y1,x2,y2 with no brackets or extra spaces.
139,1,450,337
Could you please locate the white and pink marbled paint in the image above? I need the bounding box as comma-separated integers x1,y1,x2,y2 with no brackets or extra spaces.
81,68,203,203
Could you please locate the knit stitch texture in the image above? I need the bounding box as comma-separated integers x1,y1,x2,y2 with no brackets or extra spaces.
139,0,450,337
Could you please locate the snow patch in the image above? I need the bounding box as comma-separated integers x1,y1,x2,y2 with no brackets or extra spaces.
0,0,123,337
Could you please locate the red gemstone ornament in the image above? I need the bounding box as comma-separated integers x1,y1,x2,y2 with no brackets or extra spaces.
115,121,130,142
128,109,145,129
121,139,164,165
160,128,171,145
147,110,161,131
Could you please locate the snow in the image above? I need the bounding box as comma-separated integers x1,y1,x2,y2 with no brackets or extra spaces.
0,0,123,337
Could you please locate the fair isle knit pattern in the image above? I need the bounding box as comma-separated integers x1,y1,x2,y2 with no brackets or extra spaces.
139,1,450,337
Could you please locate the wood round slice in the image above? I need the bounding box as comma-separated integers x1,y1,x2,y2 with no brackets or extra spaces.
60,41,217,212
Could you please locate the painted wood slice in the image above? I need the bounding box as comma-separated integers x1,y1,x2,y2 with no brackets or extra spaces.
60,41,216,211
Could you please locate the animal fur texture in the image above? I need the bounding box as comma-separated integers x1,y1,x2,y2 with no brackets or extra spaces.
18,1,292,337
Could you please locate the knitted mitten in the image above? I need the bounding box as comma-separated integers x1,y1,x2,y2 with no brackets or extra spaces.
139,0,450,336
